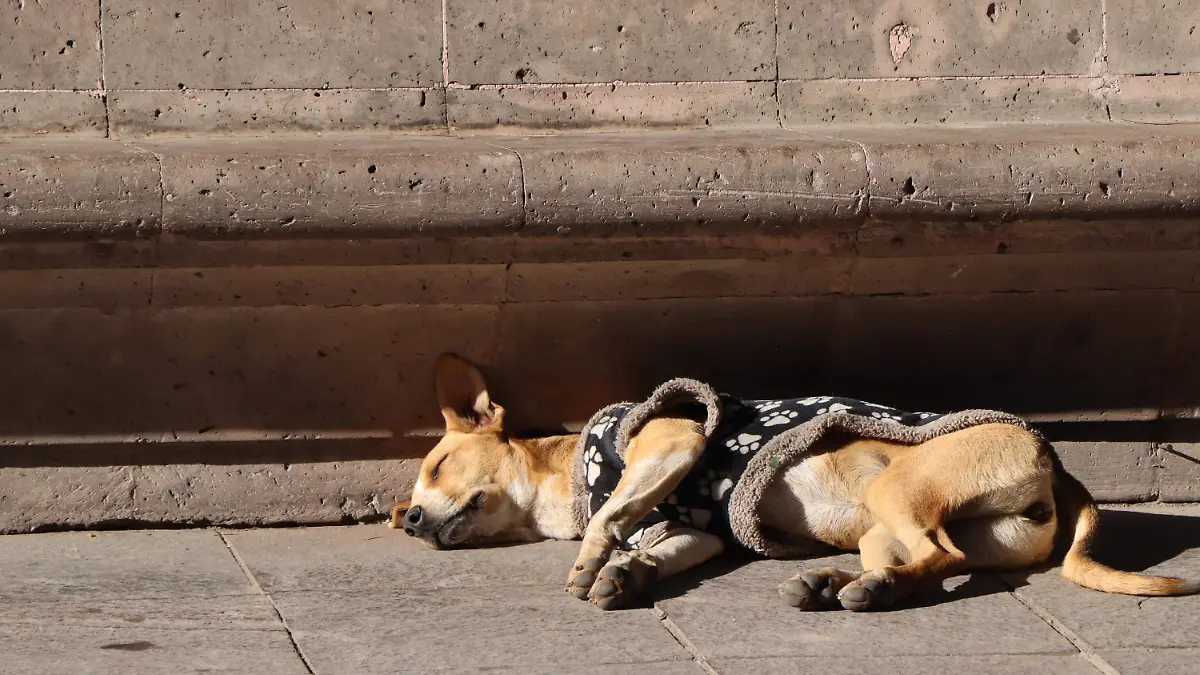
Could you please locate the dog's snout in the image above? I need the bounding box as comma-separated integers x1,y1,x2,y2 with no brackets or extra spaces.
405,505,424,527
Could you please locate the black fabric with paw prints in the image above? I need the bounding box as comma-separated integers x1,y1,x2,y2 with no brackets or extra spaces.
580,394,946,551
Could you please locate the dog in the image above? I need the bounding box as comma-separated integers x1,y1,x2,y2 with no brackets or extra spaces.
391,354,1198,611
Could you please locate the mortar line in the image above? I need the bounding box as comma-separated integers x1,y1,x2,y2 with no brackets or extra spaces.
773,0,782,129
97,0,110,137
1008,590,1120,675
653,605,719,675
441,0,451,130
219,532,317,675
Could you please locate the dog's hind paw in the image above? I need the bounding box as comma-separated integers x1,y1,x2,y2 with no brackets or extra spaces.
779,568,856,610
566,557,605,600
837,569,896,611
588,551,658,611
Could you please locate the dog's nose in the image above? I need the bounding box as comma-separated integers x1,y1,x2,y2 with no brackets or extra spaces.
403,505,424,537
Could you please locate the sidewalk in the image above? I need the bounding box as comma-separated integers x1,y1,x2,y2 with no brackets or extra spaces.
2,504,1197,675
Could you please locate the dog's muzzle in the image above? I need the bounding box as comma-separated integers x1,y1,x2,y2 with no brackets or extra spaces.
401,491,487,547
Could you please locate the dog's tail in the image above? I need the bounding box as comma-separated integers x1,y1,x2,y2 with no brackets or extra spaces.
1054,459,1200,596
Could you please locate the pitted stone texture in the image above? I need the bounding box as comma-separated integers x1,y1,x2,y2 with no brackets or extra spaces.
226,526,578,593
0,530,255,599
105,0,441,88
1100,649,1200,674
0,93,106,136
841,125,1200,222
0,140,160,241
0,0,101,89
0,268,151,309
1052,442,1157,503
1108,1,1200,74
781,78,1106,126
276,587,690,673
447,0,774,83
144,137,522,238
0,624,308,675
449,82,777,130
1111,75,1200,124
0,594,281,631
778,0,1100,78
1160,442,1200,502
0,467,134,533
505,131,866,238
1009,504,1200,651
111,89,445,137
710,655,1101,675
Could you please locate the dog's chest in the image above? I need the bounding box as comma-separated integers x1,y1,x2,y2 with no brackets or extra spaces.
758,452,884,550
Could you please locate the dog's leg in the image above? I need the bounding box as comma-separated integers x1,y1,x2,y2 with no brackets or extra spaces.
588,525,724,610
779,523,909,611
567,417,706,600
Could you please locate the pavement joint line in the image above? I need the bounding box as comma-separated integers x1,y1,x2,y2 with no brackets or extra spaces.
219,532,317,675
653,603,719,675
1008,590,1121,675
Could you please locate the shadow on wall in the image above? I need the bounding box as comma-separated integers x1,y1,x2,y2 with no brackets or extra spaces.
0,290,1193,465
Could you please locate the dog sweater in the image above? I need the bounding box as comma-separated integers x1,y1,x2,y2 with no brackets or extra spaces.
570,379,1031,558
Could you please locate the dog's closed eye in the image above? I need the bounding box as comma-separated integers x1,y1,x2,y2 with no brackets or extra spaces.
431,454,447,481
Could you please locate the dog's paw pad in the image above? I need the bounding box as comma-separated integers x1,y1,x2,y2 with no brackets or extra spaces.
779,568,849,610
778,576,818,610
588,555,657,611
566,557,605,600
837,570,895,612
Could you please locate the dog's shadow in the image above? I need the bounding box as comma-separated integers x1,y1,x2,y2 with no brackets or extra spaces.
651,508,1200,609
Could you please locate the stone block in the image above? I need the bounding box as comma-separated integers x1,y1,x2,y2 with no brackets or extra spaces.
778,0,1100,78
1052,442,1157,503
503,131,866,238
1159,443,1200,502
143,137,522,238
780,78,1106,126
1100,649,1200,674
104,0,441,88
0,268,151,309
276,586,690,672
0,467,134,533
1110,75,1200,124
110,89,445,137
0,139,160,241
0,595,281,631
446,0,774,83
1108,1,1200,74
448,82,777,130
1162,294,1200,412
0,92,106,135
0,0,101,88
711,656,1100,675
225,527,578,593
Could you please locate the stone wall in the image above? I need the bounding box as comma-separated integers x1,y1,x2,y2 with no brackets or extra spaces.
2,0,1197,136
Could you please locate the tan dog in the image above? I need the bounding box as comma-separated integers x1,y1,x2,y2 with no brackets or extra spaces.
392,354,1198,611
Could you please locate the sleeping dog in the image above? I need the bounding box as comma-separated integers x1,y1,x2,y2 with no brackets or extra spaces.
391,354,1198,611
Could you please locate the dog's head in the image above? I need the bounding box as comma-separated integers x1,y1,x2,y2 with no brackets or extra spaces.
397,354,531,548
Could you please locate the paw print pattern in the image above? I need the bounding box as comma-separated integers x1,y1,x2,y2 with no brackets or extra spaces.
761,410,800,427
754,400,782,412
816,402,852,415
798,396,833,406
583,445,604,486
589,414,619,439
626,527,646,550
725,432,762,455
870,411,903,423
697,470,734,501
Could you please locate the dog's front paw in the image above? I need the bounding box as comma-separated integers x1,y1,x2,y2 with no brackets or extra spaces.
837,569,896,611
566,557,606,600
588,551,658,611
779,567,857,610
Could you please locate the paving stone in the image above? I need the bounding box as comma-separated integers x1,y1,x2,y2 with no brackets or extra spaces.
1160,442,1200,502
276,587,690,673
778,0,1100,79
1008,504,1200,651
111,89,445,137
1108,0,1200,74
105,0,441,88
657,573,1072,658
447,0,774,83
0,530,254,600
1110,75,1200,124
1100,649,1200,675
0,623,307,675
435,664,704,675
0,594,281,631
1052,442,1157,503
0,268,152,310
781,78,1106,126
710,655,1100,675
449,82,777,130
0,0,101,89
0,92,106,135
225,525,579,593
0,467,135,533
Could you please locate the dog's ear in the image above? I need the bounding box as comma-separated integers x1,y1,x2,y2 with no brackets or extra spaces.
388,501,411,529
434,353,505,433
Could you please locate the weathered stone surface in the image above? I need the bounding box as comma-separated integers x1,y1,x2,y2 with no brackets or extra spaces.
1163,293,1200,412
1159,443,1200,502
0,92,106,136
0,467,134,533
0,530,254,599
1110,75,1200,124
277,587,690,673
711,655,1100,675
1100,649,1200,674
0,624,308,675
449,82,776,130
1052,442,1157,503
778,0,1100,78
226,526,577,593
111,89,445,137
0,0,101,89
0,139,160,240
447,0,774,83
0,594,281,631
144,137,522,238
505,131,866,238
105,0,441,88
1108,1,1200,74
0,268,151,309
781,78,1106,126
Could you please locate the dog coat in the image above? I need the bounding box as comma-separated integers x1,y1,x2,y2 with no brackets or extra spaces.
570,378,1031,557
